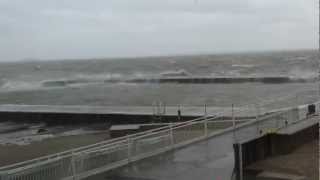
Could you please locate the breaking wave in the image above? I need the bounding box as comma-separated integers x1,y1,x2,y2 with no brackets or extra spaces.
42,73,124,87
288,68,318,80
0,70,318,93
0,79,6,88
41,70,193,87
0,81,42,92
231,64,255,68
160,69,192,77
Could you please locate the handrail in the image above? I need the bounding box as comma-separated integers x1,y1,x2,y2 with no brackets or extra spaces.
0,95,318,172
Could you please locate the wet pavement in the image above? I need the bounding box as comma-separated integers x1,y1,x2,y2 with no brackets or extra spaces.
86,131,235,180
85,113,318,180
0,104,265,117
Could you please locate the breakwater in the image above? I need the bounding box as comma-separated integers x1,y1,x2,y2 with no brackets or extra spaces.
40,76,313,88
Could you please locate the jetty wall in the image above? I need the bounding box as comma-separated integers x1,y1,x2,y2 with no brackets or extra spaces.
0,111,199,126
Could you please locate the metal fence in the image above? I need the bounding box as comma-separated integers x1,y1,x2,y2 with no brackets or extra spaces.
0,97,318,180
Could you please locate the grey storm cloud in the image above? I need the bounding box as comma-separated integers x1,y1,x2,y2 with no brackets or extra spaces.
0,0,317,61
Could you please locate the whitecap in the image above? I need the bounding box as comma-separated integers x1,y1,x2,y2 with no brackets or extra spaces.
160,69,192,77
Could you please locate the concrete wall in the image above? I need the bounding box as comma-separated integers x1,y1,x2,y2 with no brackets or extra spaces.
270,124,319,155
0,111,199,126
240,123,319,167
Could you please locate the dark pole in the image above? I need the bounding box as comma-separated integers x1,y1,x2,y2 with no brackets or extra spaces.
318,0,320,97
318,1,320,179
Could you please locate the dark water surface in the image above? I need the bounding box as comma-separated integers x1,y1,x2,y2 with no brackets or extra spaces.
0,50,318,106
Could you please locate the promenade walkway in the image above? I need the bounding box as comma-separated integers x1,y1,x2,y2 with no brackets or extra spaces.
0,101,316,180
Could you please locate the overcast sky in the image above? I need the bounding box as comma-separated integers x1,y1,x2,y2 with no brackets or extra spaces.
0,0,317,61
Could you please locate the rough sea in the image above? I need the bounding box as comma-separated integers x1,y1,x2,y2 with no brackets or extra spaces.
0,49,319,145
0,50,318,107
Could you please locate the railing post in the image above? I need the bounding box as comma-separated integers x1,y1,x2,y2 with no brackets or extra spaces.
152,101,156,115
204,104,208,137
0,172,8,180
255,103,261,135
204,103,207,116
232,104,237,143
232,104,235,129
79,153,84,176
234,143,244,180
127,137,132,163
177,105,181,121
169,123,174,149
239,144,243,180
71,151,77,180
318,122,320,180
157,101,160,116
255,103,260,121
158,101,163,121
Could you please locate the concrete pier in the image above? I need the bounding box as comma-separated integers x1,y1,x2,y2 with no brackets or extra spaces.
0,105,199,125
84,114,319,180
0,105,257,125
0,103,318,180
105,76,307,84
40,76,309,87
240,116,319,167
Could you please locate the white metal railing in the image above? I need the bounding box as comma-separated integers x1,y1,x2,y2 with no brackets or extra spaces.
0,96,319,180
